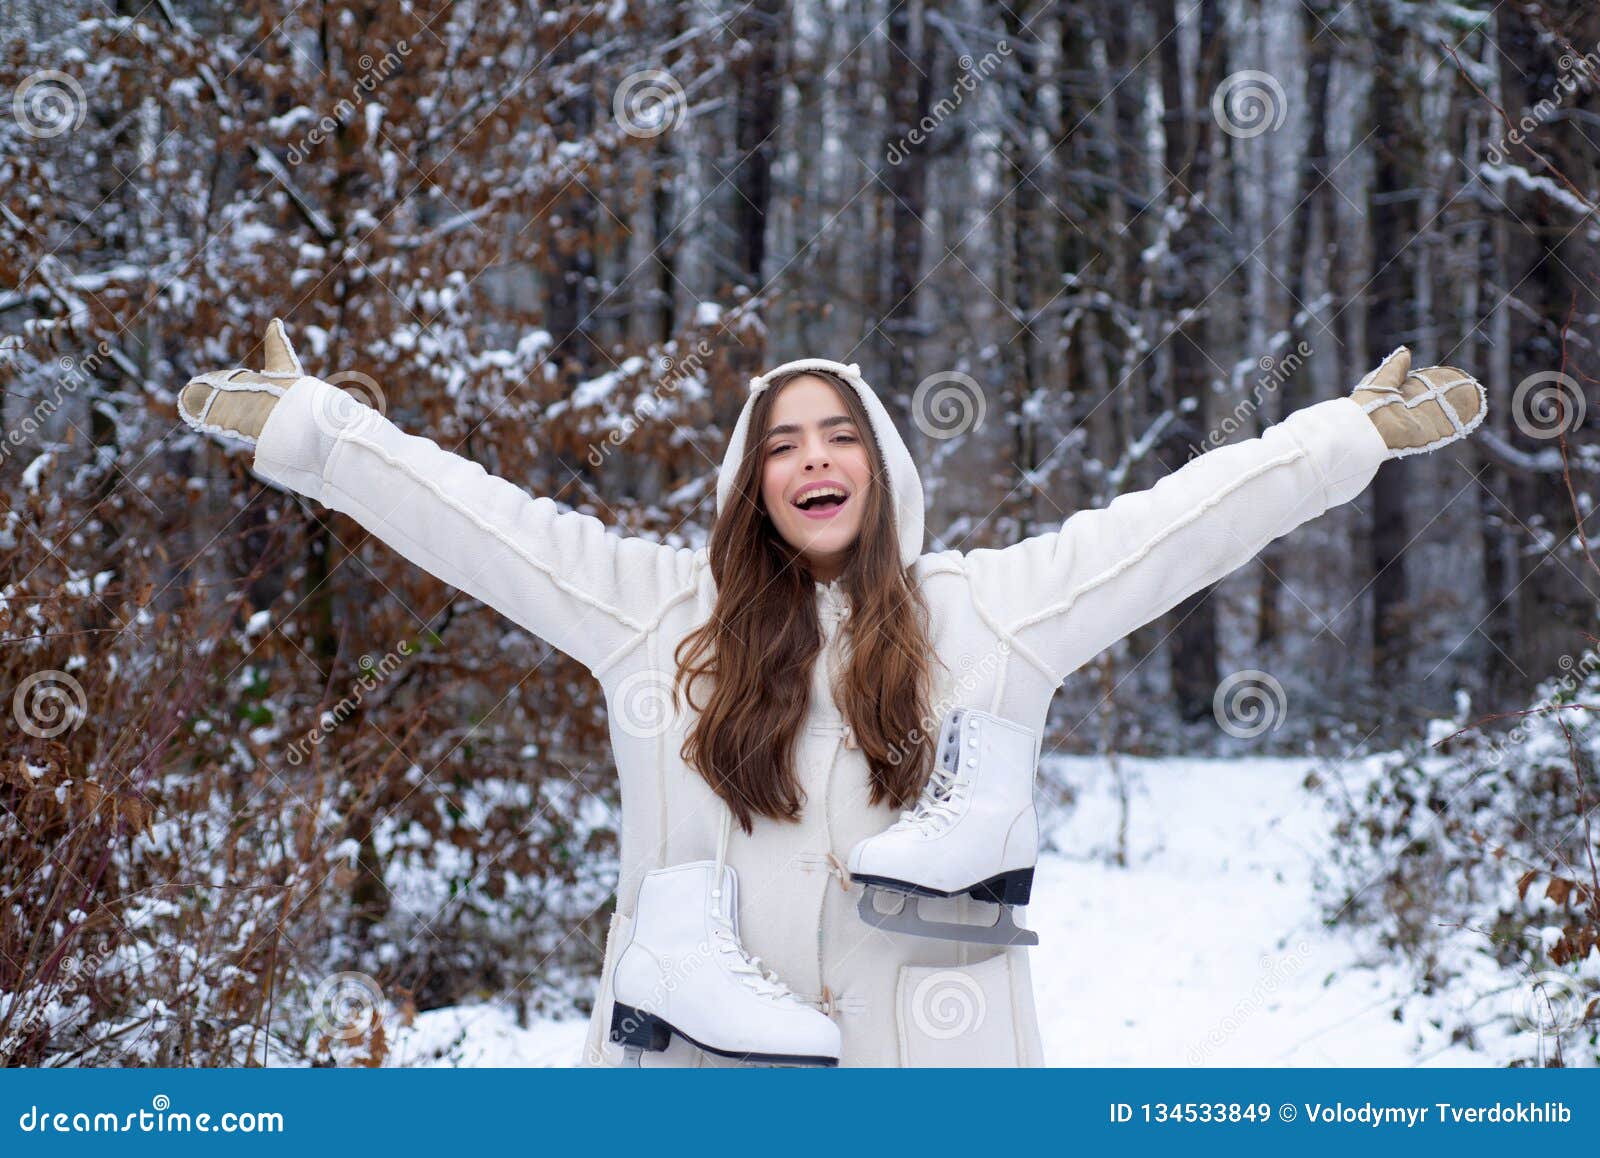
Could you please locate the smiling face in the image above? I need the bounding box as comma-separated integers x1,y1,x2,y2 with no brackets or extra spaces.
758,373,875,583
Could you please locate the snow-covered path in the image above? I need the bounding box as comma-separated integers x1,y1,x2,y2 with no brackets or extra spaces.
389,753,1489,1067
1029,753,1485,1067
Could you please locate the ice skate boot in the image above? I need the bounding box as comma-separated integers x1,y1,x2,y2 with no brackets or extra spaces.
609,811,841,1066
847,707,1040,946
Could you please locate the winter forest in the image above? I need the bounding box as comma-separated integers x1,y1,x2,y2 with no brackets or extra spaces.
3,0,1599,1067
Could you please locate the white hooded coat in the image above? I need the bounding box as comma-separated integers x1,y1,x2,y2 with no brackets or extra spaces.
250,356,1393,1066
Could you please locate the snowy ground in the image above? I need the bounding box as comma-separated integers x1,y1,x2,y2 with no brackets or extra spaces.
1028,753,1493,1067
386,753,1501,1067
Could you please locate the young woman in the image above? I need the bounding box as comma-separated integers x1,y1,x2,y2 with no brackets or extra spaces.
179,320,1486,1066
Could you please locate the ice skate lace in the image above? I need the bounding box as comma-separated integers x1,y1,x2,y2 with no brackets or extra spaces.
711,810,796,1001
708,910,794,1000
892,751,970,836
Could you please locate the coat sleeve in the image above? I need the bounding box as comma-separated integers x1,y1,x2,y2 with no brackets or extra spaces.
249,374,696,679
961,395,1392,684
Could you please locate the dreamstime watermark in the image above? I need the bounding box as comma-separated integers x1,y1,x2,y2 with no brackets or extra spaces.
1485,41,1600,166
1509,968,1596,1036
16,1095,284,1134
612,667,680,740
310,971,384,1043
1187,939,1314,1063
1510,370,1585,440
0,341,117,469
11,69,86,139
283,642,413,766
284,42,412,165
909,969,987,1039
1211,70,1288,139
1468,645,1600,770
587,338,715,466
613,69,687,138
56,939,114,987
608,932,717,1048
1212,668,1287,739
309,370,387,440
1194,341,1313,454
12,669,88,739
0,937,124,1057
911,370,985,440
884,640,1013,768
884,41,1012,165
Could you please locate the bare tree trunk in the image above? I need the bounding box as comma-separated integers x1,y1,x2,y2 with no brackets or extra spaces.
734,0,785,288
725,0,787,385
1258,0,1335,651
1365,3,1417,692
1155,0,1225,723
1490,3,1600,684
996,1,1042,540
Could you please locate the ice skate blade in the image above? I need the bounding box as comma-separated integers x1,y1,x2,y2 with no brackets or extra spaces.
608,1002,839,1067
854,884,1039,947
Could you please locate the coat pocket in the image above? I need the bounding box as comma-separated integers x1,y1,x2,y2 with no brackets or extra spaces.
895,951,1024,1066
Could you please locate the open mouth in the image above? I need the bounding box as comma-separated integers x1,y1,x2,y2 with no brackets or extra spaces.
792,489,851,520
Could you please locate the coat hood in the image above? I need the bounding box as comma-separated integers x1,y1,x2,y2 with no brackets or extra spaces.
714,357,926,569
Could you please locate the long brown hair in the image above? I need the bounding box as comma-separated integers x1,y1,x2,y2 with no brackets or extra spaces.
673,369,939,834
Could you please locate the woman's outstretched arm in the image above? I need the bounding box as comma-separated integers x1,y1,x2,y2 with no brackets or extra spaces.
182,319,696,680
959,347,1486,686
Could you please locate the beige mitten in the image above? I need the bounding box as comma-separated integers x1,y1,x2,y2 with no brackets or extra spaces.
178,318,305,445
1351,346,1487,458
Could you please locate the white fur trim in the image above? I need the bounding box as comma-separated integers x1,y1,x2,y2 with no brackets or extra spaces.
1365,371,1487,458
1356,345,1410,389
178,373,294,447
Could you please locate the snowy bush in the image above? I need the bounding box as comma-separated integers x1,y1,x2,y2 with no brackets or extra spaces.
1311,663,1600,1066
1,0,718,1065
0,464,622,1064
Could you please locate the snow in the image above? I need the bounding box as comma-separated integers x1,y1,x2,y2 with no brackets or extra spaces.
266,106,317,134
389,1003,590,1067
386,752,1495,1067
1478,162,1596,219
1028,753,1489,1067
21,451,53,492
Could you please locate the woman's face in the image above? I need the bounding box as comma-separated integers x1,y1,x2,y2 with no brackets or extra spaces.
758,374,874,583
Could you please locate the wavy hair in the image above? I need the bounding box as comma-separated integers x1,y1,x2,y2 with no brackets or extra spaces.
673,369,939,834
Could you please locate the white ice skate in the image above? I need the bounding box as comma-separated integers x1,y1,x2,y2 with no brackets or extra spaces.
847,707,1041,947
609,810,841,1066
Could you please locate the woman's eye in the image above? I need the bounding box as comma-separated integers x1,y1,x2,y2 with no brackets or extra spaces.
768,434,855,455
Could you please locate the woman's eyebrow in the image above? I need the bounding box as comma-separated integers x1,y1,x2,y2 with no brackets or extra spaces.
765,415,856,438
